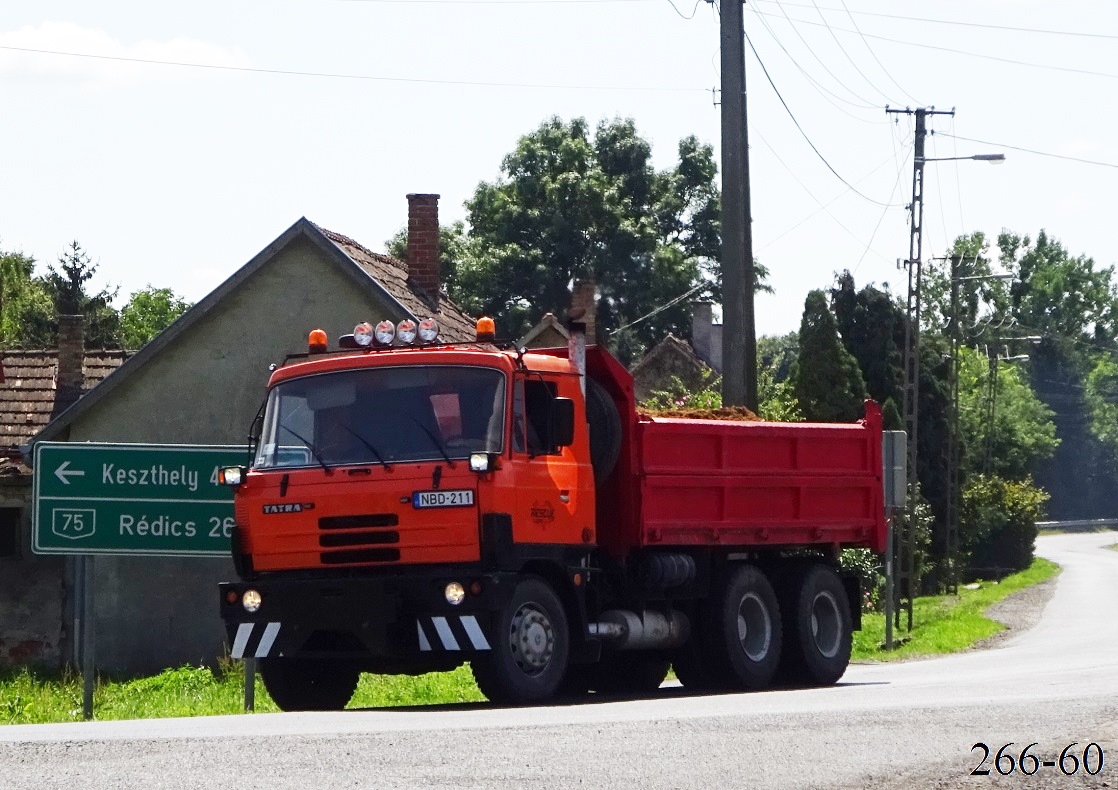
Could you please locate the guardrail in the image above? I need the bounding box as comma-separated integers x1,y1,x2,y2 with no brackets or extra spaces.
1036,519,1118,532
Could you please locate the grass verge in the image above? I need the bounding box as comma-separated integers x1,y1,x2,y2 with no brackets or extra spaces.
851,557,1059,662
1,662,483,725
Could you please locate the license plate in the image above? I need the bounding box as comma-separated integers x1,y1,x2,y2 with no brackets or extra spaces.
412,489,475,508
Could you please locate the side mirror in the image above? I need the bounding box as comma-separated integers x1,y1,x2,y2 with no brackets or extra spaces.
549,398,575,448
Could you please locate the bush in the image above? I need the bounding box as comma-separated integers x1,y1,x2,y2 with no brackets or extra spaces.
960,475,1048,578
840,548,884,611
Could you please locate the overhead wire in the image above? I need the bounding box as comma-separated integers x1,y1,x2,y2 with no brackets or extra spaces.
750,1,1118,41
766,0,878,107
852,130,912,274
747,10,1118,82
664,0,704,20
742,29,900,207
804,0,895,105
750,6,884,122
935,132,1118,170
836,0,921,105
0,44,703,92
608,280,710,335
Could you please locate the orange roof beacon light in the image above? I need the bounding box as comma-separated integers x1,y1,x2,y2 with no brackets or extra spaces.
308,329,328,353
418,317,439,343
374,320,396,345
353,322,374,347
476,316,496,342
397,318,418,345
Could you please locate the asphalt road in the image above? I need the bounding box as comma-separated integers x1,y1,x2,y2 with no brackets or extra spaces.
2,532,1116,789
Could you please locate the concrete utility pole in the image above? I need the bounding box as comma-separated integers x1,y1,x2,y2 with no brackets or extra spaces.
886,105,954,629
720,0,757,411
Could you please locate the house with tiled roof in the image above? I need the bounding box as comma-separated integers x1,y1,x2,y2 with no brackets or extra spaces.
7,193,477,674
0,320,128,668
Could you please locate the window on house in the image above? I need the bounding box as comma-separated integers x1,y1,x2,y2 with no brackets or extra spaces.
0,508,22,559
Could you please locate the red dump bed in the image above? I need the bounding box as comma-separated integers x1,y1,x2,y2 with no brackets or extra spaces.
635,402,886,553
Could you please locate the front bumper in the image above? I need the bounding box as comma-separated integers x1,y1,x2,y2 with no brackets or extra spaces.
219,568,516,663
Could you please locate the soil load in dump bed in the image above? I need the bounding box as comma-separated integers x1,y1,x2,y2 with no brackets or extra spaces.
638,405,762,421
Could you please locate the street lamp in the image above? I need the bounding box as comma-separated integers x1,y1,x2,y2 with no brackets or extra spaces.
918,153,1006,164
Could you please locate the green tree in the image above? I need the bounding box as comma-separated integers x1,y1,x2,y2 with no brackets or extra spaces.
385,220,469,297
41,241,120,347
956,347,1058,480
830,271,903,406
792,290,867,422
119,286,192,349
960,475,1048,577
456,117,752,364
0,247,54,347
997,230,1118,518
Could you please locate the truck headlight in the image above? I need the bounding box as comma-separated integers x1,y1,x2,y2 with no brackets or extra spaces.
242,589,262,613
444,582,465,606
469,453,490,472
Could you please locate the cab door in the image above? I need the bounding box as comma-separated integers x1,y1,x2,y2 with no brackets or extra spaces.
506,375,592,547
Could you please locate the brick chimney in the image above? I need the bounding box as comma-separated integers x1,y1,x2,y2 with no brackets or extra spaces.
53,314,85,417
406,193,441,307
570,280,597,345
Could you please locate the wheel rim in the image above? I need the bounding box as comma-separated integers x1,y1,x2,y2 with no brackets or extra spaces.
510,602,555,676
810,590,842,659
736,591,772,662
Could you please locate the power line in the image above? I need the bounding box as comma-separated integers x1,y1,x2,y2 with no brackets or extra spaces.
751,1,1118,41
609,280,710,335
836,0,921,105
742,30,899,207
664,0,703,20
0,44,702,93
764,0,878,107
748,10,1118,82
935,132,1118,170
751,6,883,121
803,0,896,105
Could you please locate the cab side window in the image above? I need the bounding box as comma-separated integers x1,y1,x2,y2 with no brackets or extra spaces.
513,378,559,456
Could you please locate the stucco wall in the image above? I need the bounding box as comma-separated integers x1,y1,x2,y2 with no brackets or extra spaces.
65,233,408,675
0,492,66,669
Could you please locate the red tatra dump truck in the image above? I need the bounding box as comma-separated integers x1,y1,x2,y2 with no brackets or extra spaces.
219,316,886,709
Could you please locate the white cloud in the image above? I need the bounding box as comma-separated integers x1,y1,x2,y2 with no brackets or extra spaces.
0,21,250,85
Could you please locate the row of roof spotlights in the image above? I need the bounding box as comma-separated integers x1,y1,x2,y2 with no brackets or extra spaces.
355,318,440,346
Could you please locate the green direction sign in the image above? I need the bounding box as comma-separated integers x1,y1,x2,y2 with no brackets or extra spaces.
33,443,246,557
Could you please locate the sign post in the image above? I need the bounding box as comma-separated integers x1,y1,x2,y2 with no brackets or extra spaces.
32,442,247,717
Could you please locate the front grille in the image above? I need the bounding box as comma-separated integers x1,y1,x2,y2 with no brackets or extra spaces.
319,514,398,530
321,548,401,565
319,531,400,548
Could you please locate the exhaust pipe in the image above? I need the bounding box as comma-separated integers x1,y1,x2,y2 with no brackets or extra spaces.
588,609,690,650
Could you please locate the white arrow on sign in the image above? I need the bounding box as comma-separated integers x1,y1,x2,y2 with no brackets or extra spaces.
54,461,86,485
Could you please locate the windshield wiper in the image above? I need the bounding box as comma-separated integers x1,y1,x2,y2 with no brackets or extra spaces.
279,424,333,475
340,425,393,472
408,416,456,468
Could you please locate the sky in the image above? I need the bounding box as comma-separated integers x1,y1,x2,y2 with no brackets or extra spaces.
1,0,1115,338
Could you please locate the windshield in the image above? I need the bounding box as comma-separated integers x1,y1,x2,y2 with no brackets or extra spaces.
253,366,506,469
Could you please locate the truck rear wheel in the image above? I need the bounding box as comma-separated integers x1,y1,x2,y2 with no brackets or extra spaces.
778,564,852,686
711,564,782,690
471,576,569,705
259,658,360,711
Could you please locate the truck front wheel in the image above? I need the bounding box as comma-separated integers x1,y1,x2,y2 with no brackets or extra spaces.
259,658,360,711
471,576,569,705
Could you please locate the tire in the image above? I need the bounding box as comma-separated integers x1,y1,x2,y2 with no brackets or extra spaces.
471,576,570,705
588,652,672,696
709,565,782,691
778,564,853,687
586,378,621,484
259,658,360,711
